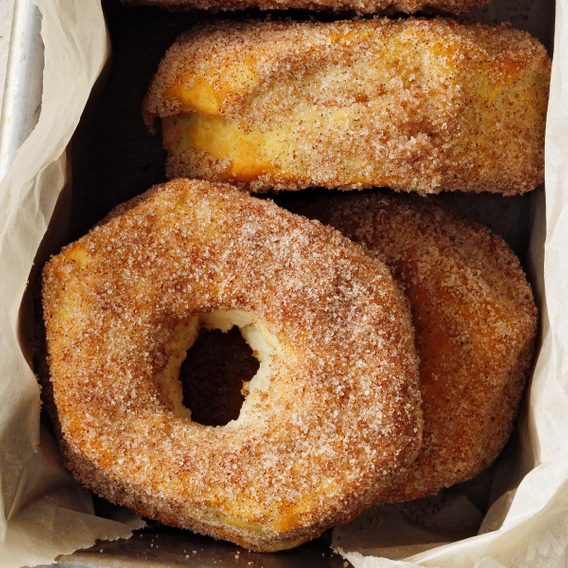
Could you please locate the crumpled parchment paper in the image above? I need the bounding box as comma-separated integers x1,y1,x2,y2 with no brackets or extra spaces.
0,2,143,567
0,0,565,566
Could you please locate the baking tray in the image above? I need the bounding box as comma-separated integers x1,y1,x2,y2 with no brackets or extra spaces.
0,0,43,181
0,0,555,566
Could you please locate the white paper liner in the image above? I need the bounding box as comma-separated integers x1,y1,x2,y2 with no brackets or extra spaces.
0,0,564,566
0,2,142,567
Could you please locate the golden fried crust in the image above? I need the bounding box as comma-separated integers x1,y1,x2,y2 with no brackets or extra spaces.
42,179,423,551
122,0,488,14
285,192,537,501
144,18,550,196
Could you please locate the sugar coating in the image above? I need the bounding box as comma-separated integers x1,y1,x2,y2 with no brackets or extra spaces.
144,18,550,196
42,179,422,551
122,0,488,13
285,191,537,501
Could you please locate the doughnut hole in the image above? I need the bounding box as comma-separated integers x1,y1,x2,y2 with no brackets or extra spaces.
179,327,259,426
156,310,280,427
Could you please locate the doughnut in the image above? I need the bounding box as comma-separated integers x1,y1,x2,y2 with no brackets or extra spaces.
41,179,423,551
143,18,551,196
283,191,537,501
121,0,489,15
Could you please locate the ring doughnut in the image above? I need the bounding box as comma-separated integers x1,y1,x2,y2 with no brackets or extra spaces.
143,18,550,195
42,179,423,551
121,0,489,15
285,191,537,501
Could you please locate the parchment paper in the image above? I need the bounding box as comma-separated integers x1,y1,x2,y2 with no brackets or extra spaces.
0,2,142,567
0,0,565,567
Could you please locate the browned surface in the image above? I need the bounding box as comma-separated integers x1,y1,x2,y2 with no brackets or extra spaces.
144,18,550,195
42,179,422,551
284,191,537,502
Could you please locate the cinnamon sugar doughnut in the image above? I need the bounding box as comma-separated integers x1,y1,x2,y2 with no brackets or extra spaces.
42,179,423,551
284,191,537,501
121,0,489,14
144,18,550,195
